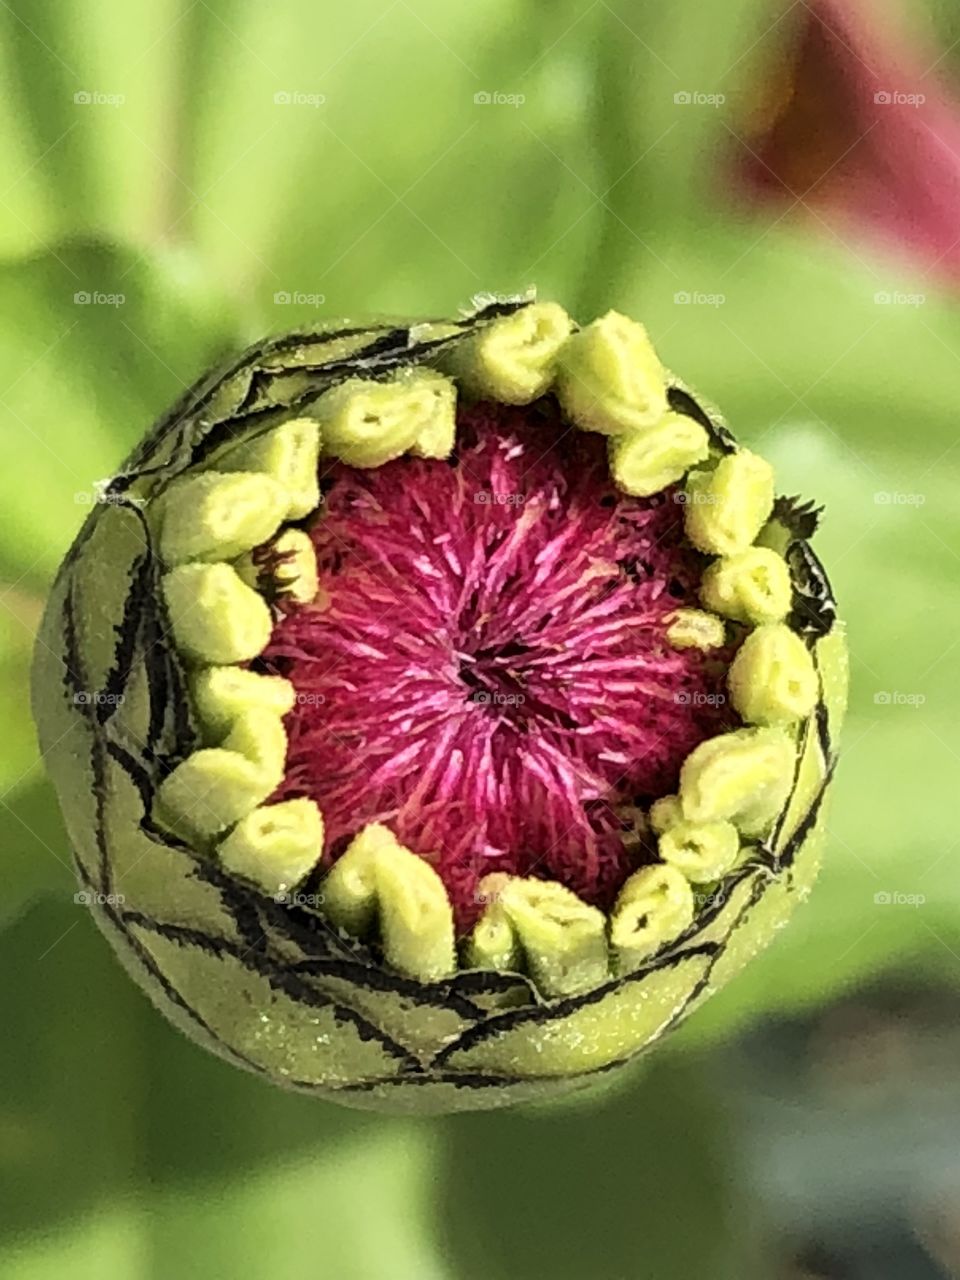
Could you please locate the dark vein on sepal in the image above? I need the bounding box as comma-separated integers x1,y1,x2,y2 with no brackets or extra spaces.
122,912,421,1069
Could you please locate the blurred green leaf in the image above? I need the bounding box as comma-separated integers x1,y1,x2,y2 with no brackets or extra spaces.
0,0,189,256
438,1053,762,1280
0,239,234,585
0,597,42,793
0,779,73,934
0,900,452,1280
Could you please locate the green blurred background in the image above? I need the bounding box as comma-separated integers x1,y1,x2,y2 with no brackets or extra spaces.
2,1,960,1276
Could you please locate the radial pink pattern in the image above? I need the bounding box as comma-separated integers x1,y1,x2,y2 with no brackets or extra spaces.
263,399,738,928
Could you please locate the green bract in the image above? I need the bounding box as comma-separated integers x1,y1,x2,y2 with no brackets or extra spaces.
32,296,847,1114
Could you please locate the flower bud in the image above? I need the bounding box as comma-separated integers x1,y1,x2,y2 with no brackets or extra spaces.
218,798,324,896
494,877,609,997
557,310,668,434
699,546,792,625
684,450,775,556
189,667,295,738
448,301,572,403
649,794,683,834
610,866,695,972
609,412,710,496
658,819,740,883
324,824,456,982
665,608,726,651
162,563,273,664
466,876,522,972
154,750,279,841
728,623,818,725
236,528,319,605
316,371,455,467
679,726,796,834
33,296,844,1113
219,419,321,520
156,471,289,565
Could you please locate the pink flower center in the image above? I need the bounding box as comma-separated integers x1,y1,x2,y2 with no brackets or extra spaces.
263,399,737,929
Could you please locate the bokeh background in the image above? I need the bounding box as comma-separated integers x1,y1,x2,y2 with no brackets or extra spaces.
2,1,960,1276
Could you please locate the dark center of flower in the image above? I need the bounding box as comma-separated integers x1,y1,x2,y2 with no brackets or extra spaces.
263,399,737,928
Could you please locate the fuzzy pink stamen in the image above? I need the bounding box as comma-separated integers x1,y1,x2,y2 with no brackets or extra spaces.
263,399,737,929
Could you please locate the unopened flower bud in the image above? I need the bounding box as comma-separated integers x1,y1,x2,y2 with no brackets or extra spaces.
33,295,844,1113
609,412,710,497
684,449,775,556
700,546,792,625
728,623,819,725
610,865,695,972
557,310,668,435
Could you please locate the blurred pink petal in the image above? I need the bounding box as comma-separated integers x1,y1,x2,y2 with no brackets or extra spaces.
739,0,960,283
